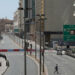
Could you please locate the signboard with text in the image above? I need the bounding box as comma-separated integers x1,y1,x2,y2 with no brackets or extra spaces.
14,29,19,33
63,25,75,42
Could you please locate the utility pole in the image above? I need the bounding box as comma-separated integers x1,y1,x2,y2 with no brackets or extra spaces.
36,0,45,74
18,2,21,46
41,0,45,73
24,0,27,75
35,20,37,58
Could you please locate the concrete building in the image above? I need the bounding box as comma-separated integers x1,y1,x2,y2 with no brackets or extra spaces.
35,0,75,46
4,19,13,32
18,0,24,32
22,0,35,40
13,10,19,32
19,0,75,46
5,23,13,33
13,0,24,37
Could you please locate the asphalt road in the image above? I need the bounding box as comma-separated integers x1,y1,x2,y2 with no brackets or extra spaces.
0,34,38,75
45,51,75,75
8,33,75,75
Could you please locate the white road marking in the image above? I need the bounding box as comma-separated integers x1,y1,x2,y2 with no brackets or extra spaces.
0,57,7,75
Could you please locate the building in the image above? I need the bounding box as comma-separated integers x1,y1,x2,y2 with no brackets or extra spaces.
19,0,75,46
4,19,13,32
18,0,24,32
13,0,24,38
23,0,36,40
5,22,13,33
13,10,19,34
35,0,75,46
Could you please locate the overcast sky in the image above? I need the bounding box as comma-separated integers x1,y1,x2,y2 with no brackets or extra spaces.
0,0,19,20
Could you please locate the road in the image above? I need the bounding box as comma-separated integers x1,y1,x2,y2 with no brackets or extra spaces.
45,50,75,75
0,34,38,75
6,33,75,75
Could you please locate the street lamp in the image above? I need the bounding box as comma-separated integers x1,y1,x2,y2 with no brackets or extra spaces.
18,0,27,75
36,14,46,74
18,2,23,46
36,14,43,75
35,21,38,58
23,0,27,74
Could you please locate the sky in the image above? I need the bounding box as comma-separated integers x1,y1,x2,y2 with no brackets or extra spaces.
0,0,19,20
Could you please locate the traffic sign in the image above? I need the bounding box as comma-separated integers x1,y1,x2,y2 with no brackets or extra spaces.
63,25,75,41
14,29,19,33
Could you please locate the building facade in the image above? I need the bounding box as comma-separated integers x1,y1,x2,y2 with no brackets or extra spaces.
13,10,19,30
18,0,75,46
22,0,36,40
35,0,75,46
13,0,24,37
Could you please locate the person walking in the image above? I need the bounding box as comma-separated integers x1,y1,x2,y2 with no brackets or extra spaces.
25,41,29,53
54,64,59,74
30,44,32,55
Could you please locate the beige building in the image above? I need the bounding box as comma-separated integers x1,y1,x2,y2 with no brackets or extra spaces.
13,10,19,30
5,23,13,32
18,0,24,32
5,19,13,32
13,0,24,37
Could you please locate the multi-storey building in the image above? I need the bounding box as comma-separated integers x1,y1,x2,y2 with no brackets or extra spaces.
19,0,75,46
13,10,19,34
13,0,24,37
35,0,75,46
18,0,24,34
22,0,35,40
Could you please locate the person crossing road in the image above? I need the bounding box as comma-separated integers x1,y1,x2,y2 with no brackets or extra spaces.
54,64,59,74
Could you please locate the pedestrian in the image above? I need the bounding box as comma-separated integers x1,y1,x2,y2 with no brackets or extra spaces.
30,44,32,49
30,44,32,55
25,41,29,53
54,64,59,74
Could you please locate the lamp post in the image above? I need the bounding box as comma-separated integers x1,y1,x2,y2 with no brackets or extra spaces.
37,14,46,75
22,31,24,48
35,21,37,58
36,14,43,75
23,0,27,75
41,16,47,73
35,21,39,58
18,2,23,46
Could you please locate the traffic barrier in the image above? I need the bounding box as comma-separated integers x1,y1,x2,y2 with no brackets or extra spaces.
0,49,24,52
0,49,44,52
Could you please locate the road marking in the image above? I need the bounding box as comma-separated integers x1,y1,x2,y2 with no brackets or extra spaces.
0,57,7,75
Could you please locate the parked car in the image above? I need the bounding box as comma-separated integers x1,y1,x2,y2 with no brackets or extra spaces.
57,50,62,55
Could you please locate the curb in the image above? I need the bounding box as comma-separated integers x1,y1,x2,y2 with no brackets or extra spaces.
27,55,48,75
27,55,39,75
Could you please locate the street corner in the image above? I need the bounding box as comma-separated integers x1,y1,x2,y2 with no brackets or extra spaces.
0,53,9,75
